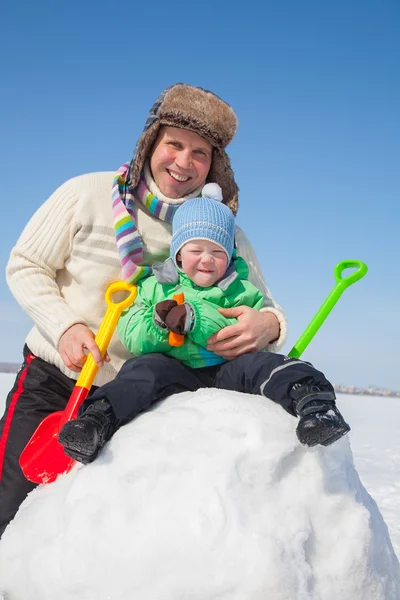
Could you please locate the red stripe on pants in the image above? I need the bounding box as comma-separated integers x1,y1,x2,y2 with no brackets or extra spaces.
0,354,35,481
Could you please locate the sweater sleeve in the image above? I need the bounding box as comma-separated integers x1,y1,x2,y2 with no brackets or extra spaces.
6,181,89,347
234,225,288,352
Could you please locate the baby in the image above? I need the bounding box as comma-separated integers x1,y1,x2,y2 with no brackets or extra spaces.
59,184,350,463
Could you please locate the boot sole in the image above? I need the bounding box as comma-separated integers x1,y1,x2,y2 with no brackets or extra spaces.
58,428,99,463
301,423,351,447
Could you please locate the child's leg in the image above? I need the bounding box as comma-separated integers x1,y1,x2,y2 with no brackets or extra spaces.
90,353,206,426
59,353,205,463
215,352,349,447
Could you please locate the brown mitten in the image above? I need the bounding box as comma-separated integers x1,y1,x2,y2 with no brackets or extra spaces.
154,299,178,327
164,303,194,335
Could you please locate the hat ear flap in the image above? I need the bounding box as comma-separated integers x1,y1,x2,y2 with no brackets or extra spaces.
129,121,161,189
207,149,239,216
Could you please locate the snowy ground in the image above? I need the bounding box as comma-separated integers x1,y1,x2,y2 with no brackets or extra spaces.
0,374,399,599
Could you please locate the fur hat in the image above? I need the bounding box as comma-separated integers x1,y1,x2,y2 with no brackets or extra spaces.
170,183,235,268
128,84,239,215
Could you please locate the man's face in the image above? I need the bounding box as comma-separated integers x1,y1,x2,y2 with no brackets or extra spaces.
150,126,213,199
177,240,228,287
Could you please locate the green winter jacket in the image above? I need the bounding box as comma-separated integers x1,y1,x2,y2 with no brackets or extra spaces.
117,255,265,368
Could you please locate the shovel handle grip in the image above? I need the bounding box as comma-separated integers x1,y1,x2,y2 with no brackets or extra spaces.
168,292,185,347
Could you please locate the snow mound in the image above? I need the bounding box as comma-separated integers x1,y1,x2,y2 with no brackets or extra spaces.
1,389,399,600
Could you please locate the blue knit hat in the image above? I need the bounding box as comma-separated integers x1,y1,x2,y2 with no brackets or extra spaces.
170,183,235,267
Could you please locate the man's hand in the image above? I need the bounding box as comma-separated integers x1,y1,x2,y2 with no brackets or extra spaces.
206,307,280,360
58,323,109,373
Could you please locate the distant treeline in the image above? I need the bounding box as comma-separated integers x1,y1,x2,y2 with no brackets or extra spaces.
0,363,20,373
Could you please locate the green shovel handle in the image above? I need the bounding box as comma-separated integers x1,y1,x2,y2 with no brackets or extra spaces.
288,260,368,359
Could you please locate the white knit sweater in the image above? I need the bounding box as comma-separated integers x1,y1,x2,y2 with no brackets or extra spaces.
6,172,287,386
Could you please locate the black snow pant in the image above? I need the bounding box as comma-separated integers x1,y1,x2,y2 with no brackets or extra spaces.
0,346,98,538
89,351,333,429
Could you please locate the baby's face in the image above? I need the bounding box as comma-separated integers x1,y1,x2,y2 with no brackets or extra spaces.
177,240,228,287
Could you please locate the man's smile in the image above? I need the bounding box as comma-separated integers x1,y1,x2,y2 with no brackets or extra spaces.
167,169,190,182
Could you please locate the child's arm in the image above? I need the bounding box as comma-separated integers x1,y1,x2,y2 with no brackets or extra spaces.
117,278,172,356
187,281,265,347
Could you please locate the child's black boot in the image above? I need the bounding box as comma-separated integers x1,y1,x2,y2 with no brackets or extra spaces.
58,398,115,464
290,382,350,447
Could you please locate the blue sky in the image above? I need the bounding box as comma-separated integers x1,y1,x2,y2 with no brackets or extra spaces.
1,0,399,389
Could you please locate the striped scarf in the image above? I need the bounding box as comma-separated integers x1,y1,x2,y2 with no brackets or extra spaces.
112,163,185,284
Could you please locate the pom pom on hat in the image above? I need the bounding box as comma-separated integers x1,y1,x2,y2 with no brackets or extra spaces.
170,183,235,267
202,183,223,202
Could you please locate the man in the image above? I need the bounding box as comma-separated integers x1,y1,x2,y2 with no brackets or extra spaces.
0,83,286,536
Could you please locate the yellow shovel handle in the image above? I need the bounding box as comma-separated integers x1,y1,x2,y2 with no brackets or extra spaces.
77,281,137,390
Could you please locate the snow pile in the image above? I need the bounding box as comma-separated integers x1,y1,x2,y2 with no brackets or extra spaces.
1,388,399,600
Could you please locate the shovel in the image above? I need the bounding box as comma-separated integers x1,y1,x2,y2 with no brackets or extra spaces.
288,259,368,358
19,281,137,484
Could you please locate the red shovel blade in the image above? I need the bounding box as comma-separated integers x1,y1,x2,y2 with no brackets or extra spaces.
20,385,89,484
19,411,75,484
